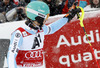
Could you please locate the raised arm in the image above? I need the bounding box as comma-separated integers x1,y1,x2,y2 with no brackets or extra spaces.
43,2,81,35
43,18,68,35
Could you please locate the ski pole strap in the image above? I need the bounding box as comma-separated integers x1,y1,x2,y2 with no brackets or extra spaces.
76,6,85,27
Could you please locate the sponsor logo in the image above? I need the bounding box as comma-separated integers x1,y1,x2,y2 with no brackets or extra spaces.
59,49,100,67
57,30,100,47
25,49,43,59
12,40,18,53
22,63,43,67
38,13,45,18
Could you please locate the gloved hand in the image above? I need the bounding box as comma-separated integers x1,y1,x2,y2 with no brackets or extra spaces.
64,2,81,22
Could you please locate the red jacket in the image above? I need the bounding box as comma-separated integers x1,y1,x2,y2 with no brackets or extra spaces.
62,0,90,14
62,0,69,14
13,0,19,5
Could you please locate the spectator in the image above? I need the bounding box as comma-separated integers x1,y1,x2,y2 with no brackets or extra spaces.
56,0,66,15
18,0,26,7
43,0,58,16
15,1,26,20
25,0,30,4
62,0,75,14
43,0,65,16
0,0,17,23
13,0,19,5
62,0,90,14
84,0,100,11
0,0,17,13
78,0,90,8
68,0,75,8
6,1,26,22
89,0,100,8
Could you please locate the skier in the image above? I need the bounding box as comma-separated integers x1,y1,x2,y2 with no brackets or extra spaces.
7,1,80,68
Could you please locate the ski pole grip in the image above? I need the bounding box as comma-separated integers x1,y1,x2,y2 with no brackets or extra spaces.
74,1,78,6
69,2,78,11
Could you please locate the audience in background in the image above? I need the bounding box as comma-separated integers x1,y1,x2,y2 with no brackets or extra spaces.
5,0,26,22
78,0,90,8
62,0,75,14
0,0,17,13
0,0,99,23
84,0,100,11
62,0,90,14
56,0,66,15
0,0,17,23
43,0,66,16
13,0,19,5
43,0,57,16
90,0,100,8
68,0,75,8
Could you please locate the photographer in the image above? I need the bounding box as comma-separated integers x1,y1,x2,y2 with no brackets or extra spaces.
0,0,17,23
6,1,26,22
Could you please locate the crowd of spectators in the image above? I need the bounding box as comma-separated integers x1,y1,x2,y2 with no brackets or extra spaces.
0,0,99,23
84,0,100,11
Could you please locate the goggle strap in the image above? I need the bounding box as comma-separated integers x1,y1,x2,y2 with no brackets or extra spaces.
27,8,47,19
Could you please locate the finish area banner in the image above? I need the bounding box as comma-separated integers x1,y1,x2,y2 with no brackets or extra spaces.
44,10,100,68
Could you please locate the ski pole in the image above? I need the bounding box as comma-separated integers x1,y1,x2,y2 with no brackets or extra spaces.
76,6,100,68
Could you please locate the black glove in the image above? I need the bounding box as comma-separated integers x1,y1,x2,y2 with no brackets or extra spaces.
64,8,81,22
63,2,81,22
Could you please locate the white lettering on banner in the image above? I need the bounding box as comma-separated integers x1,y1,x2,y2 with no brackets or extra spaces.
59,55,70,67
25,50,43,59
59,49,100,67
57,30,100,48
71,54,81,63
83,52,93,61
96,30,100,42
57,35,70,48
71,36,82,45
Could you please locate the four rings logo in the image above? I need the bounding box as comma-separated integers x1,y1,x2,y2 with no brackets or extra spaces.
25,50,43,59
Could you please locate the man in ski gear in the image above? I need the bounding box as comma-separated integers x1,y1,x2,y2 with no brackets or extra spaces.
7,1,80,68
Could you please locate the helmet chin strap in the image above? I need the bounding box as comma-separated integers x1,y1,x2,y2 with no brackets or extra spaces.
25,18,39,30
25,14,45,30
35,16,44,30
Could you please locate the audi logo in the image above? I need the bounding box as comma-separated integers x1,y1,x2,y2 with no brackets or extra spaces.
25,50,43,59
